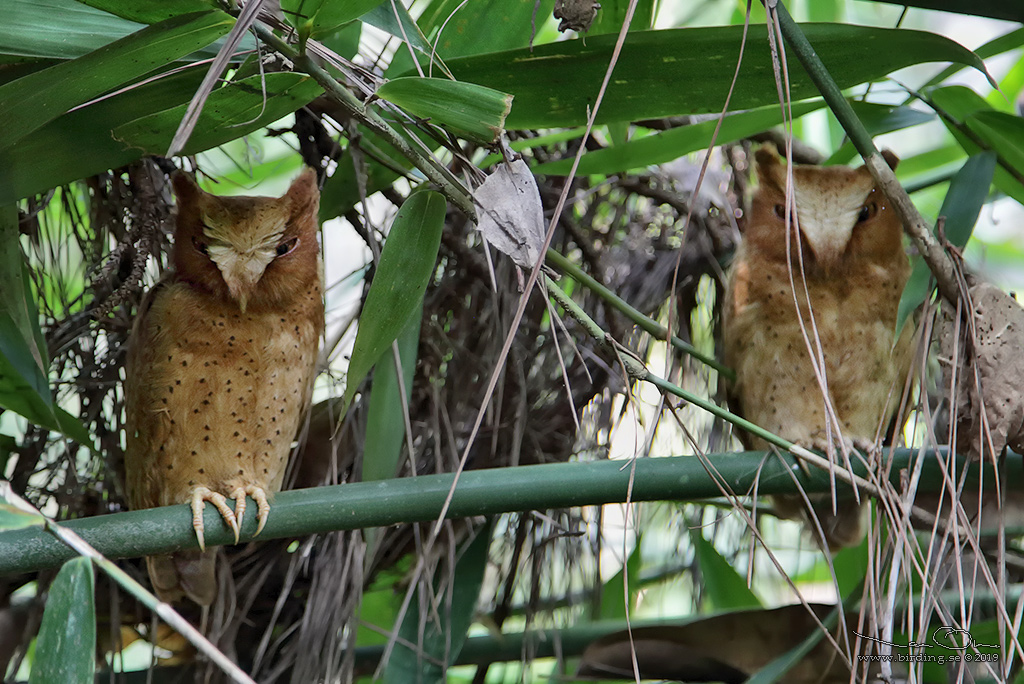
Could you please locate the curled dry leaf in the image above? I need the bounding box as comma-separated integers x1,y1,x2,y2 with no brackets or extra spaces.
474,159,546,270
577,604,894,683
940,281,1024,460
553,0,601,33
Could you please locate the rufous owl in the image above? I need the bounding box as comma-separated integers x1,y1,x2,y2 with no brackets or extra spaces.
124,169,324,604
722,144,912,550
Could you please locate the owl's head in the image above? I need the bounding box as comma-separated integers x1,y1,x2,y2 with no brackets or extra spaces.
748,144,903,274
172,169,320,311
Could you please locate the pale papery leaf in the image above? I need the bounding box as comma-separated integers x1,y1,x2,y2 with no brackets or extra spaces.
474,159,546,270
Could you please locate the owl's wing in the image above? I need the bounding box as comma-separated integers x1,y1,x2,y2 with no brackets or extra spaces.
125,277,220,605
124,276,175,512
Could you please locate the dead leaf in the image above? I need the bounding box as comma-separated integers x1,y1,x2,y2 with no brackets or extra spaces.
554,0,601,33
474,159,546,270
940,281,1024,459
577,604,894,683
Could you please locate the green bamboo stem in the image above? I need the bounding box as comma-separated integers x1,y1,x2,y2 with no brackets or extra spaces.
0,449,1013,576
770,2,960,304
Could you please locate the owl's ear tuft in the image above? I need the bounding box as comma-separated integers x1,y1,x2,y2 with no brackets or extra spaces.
172,172,201,203
286,167,320,216
754,143,784,191
286,167,317,201
880,149,899,171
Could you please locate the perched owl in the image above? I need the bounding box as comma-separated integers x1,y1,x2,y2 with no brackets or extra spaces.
124,169,324,604
722,144,912,550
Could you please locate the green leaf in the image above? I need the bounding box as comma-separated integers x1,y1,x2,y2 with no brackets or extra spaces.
0,10,233,151
896,152,996,333
343,191,446,408
937,151,996,249
968,111,1024,180
386,521,491,684
112,72,323,156
596,544,641,621
0,206,93,444
0,485,45,531
0,503,43,531
445,24,989,128
0,0,255,63
921,26,1024,92
319,136,403,221
927,85,1024,205
0,0,144,61
30,557,96,684
77,0,215,24
590,0,655,35
361,1,429,54
390,0,556,78
0,68,205,203
363,313,420,483
688,527,761,611
831,537,869,599
281,0,383,38
376,77,512,144
535,100,826,176
826,101,937,165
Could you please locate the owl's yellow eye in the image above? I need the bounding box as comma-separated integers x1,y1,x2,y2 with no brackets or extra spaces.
192,237,209,256
857,202,878,224
275,237,299,257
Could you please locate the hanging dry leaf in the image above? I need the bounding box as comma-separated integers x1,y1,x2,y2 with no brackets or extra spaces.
577,604,894,683
474,159,546,270
553,0,601,33
940,280,1024,460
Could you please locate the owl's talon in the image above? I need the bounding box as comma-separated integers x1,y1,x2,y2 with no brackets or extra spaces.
229,486,247,534
190,487,239,549
245,486,271,536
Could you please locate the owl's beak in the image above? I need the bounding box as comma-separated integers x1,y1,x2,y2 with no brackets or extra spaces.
796,219,850,272
210,250,272,313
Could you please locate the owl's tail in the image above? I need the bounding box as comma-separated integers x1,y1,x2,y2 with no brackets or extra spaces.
772,494,868,552
146,550,217,606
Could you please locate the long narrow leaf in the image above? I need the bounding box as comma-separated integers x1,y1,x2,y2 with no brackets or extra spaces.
29,557,96,684
386,522,491,683
897,152,996,331
928,85,1024,204
0,205,92,444
689,528,761,611
536,100,825,177
117,72,323,156
343,191,446,408
0,68,205,203
445,24,989,128
0,10,232,150
376,77,512,144
77,0,214,24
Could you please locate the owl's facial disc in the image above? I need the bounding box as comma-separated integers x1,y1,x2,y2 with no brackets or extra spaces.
792,181,870,271
199,213,288,312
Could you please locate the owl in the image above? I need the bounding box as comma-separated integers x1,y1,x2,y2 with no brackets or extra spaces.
722,144,912,550
124,169,324,604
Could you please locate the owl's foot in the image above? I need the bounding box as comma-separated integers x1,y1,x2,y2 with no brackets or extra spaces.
228,486,272,537
190,487,240,551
